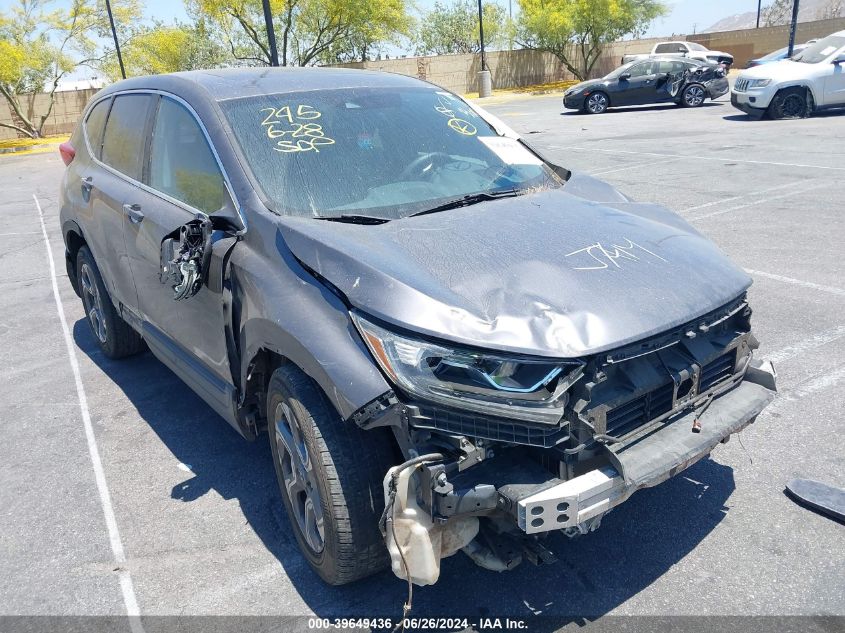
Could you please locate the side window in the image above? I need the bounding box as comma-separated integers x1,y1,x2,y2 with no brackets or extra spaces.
84,98,111,159
148,97,227,214
654,44,672,54
658,60,686,74
628,62,653,77
676,43,689,53
101,94,155,181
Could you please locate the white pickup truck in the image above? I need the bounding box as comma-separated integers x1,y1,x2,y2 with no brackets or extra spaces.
623,41,734,69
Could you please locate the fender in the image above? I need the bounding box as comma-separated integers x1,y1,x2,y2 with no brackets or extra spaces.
230,225,392,423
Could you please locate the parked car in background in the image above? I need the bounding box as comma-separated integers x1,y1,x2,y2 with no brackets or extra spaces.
745,40,817,67
59,67,776,589
622,41,734,69
732,31,845,119
564,57,729,114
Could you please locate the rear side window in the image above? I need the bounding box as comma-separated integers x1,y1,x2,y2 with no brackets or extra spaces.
84,98,111,159
101,94,155,181
655,44,673,54
148,97,227,214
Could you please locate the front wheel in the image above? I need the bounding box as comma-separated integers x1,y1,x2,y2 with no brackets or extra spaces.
768,87,811,120
681,84,707,107
267,364,396,585
584,92,609,114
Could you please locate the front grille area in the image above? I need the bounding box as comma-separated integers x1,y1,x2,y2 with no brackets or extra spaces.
605,381,674,437
410,405,569,448
700,349,737,391
734,78,750,92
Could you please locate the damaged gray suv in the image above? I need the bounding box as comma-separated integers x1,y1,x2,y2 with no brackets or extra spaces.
59,68,777,587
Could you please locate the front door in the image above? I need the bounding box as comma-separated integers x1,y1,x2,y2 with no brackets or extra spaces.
122,94,237,411
618,61,659,105
823,54,845,106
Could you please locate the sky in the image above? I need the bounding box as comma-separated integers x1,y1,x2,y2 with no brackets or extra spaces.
0,0,768,51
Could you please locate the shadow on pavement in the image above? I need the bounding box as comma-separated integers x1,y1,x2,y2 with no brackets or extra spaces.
74,318,735,628
562,102,724,116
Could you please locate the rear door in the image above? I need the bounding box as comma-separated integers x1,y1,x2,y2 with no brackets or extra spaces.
122,93,238,412
85,93,156,312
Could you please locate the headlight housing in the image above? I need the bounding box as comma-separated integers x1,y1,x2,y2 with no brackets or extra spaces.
747,78,772,88
352,313,584,425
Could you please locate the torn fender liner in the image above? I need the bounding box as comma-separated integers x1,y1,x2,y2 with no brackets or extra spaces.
607,379,776,488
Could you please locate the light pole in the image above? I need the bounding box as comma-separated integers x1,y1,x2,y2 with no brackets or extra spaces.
104,0,125,80
787,0,800,56
261,0,280,66
756,0,762,28
477,0,492,96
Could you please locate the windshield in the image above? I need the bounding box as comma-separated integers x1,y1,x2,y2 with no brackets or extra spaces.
792,35,845,63
687,42,707,52
218,87,562,220
605,61,636,79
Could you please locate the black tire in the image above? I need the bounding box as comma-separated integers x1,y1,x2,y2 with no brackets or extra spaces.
267,364,396,585
76,246,144,359
583,91,609,114
768,87,811,120
681,83,707,108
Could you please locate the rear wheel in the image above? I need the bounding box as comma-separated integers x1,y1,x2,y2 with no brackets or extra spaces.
584,92,609,114
267,364,396,585
76,246,144,359
768,87,811,119
681,84,707,107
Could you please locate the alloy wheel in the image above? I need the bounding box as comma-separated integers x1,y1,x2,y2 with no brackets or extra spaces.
587,93,608,114
685,85,705,107
781,94,804,118
80,263,107,343
273,401,325,553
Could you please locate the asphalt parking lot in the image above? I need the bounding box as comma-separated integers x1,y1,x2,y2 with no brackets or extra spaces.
1,92,843,627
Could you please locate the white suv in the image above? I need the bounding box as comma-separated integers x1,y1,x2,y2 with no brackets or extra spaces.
732,31,845,119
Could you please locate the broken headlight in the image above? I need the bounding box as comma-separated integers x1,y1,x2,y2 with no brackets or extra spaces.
352,313,583,424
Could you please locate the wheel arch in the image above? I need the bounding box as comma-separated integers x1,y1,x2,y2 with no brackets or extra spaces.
62,219,87,296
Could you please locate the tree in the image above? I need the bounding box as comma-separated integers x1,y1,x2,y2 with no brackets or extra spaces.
415,0,508,55
0,0,139,138
816,0,844,20
762,0,793,27
101,20,230,80
189,0,412,66
517,0,667,81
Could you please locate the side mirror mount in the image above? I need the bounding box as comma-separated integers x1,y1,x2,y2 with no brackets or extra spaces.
833,54,845,65
619,72,631,81
160,213,213,301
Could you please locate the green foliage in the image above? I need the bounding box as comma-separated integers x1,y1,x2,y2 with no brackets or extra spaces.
416,0,508,55
189,0,413,65
102,21,229,80
518,0,667,80
0,0,140,137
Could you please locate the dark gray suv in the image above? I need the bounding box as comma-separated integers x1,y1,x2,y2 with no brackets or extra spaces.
59,68,777,587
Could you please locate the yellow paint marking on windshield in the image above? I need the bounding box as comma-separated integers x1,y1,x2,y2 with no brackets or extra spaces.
434,95,478,136
260,104,334,153
447,118,477,135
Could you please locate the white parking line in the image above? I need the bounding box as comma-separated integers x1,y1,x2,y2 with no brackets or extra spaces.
591,158,675,176
688,182,831,221
33,194,144,632
745,268,845,297
561,145,845,172
768,325,845,364
680,181,805,213
766,365,845,415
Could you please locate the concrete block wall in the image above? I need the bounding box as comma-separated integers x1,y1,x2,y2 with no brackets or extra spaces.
690,17,845,68
0,88,98,140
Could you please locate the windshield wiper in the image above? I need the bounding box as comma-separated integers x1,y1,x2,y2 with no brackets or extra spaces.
408,189,520,218
318,214,391,225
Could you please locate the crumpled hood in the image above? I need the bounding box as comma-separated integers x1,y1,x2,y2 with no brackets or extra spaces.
278,174,751,358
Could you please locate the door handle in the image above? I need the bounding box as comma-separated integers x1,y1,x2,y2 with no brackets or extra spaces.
123,203,145,224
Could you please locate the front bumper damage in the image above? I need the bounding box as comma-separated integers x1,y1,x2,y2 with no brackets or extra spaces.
369,297,777,585
381,360,775,585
